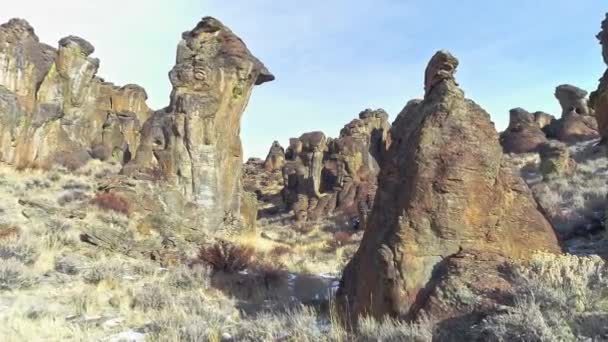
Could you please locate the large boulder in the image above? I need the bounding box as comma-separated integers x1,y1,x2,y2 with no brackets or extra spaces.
591,13,608,143
499,107,548,153
337,51,560,324
122,17,273,230
0,18,152,169
548,84,599,142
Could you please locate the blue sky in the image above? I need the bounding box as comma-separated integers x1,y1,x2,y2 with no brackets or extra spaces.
2,1,607,158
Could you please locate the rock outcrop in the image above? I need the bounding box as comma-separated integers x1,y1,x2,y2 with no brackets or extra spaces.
539,141,576,180
337,51,560,323
547,84,599,142
499,107,548,153
282,109,390,224
0,19,152,169
122,17,273,230
264,141,285,172
0,17,272,232
591,13,608,143
534,111,556,129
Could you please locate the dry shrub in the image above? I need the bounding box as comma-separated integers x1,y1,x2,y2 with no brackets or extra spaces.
293,223,315,235
269,245,292,257
91,192,130,215
196,240,254,273
131,284,172,311
53,150,90,171
334,231,352,246
325,231,353,252
0,259,36,291
0,224,20,241
0,236,38,265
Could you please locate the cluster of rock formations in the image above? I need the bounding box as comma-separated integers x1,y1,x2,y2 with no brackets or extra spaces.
0,17,272,233
280,109,390,224
337,51,561,329
0,19,152,169
500,84,599,154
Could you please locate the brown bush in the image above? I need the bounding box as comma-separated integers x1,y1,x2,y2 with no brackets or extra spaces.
91,192,130,215
0,225,20,241
269,245,292,257
196,240,254,273
333,231,352,246
324,231,353,252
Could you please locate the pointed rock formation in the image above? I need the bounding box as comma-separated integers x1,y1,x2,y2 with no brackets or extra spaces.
0,18,152,169
591,13,608,143
264,141,285,172
122,17,273,229
499,107,548,153
548,84,599,142
337,51,560,324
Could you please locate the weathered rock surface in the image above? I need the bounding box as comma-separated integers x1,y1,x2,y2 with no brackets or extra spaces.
282,109,389,224
539,141,576,180
534,111,556,129
499,108,548,153
264,141,285,172
591,13,608,143
0,19,152,169
337,51,560,323
122,17,273,230
413,250,514,341
547,84,599,142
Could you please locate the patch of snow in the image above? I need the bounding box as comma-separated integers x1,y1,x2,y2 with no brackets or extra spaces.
107,330,145,342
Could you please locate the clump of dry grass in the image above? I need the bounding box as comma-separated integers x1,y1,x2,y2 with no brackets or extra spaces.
0,236,38,265
91,192,130,215
165,264,211,289
131,284,172,311
358,314,434,342
196,240,254,273
0,259,37,291
82,259,127,285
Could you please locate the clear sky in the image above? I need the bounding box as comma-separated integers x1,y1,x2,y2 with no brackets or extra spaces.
1,1,607,158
